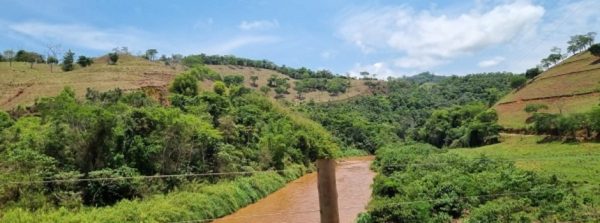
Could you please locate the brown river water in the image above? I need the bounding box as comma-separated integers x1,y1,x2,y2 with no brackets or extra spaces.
213,156,375,223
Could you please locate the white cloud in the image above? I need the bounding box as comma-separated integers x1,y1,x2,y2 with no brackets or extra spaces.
206,36,280,54
338,1,545,70
239,20,279,31
348,62,397,79
478,56,505,68
8,22,152,51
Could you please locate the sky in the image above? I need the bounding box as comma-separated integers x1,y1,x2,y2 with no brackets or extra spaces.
0,0,598,78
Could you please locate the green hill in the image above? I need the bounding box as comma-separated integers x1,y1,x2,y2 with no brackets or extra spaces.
494,52,600,129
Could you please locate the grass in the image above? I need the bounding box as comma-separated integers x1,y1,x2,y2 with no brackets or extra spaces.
0,58,371,110
0,55,183,110
0,165,308,223
206,64,372,103
451,134,600,204
495,52,600,128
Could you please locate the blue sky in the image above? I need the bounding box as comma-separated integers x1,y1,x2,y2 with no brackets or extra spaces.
0,0,598,77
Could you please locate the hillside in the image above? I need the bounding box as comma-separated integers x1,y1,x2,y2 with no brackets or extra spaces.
0,54,183,109
494,52,600,128
0,56,373,110
206,65,373,103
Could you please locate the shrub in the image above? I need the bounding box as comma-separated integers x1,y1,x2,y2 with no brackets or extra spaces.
61,50,75,71
170,73,199,97
589,44,600,57
108,53,119,65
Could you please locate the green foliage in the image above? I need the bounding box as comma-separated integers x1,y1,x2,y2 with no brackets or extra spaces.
361,143,591,222
187,65,221,81
0,64,340,215
259,86,270,95
170,72,199,97
61,50,75,71
325,78,349,95
525,67,542,79
108,52,119,65
524,103,548,113
250,75,258,87
223,75,244,87
213,81,227,95
0,166,306,223
46,56,58,65
510,75,527,89
527,107,600,139
590,43,600,57
182,54,338,79
416,104,501,148
302,72,514,153
76,56,94,67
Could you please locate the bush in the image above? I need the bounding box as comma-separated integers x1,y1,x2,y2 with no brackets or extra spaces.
0,166,306,222
362,144,586,222
510,76,527,89
61,50,74,71
589,44,600,57
108,53,119,65
169,73,199,97
525,67,541,79
223,75,244,87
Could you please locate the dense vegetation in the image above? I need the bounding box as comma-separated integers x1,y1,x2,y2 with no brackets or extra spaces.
357,143,596,222
0,66,338,221
300,72,519,152
182,54,342,79
526,104,600,140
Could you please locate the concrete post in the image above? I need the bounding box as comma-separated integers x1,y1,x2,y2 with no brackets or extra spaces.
317,159,340,223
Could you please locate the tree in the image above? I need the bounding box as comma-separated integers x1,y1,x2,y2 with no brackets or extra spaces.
590,44,600,57
108,52,119,65
213,81,227,95
260,86,271,95
525,67,541,79
3,50,14,67
47,56,59,72
294,82,307,100
223,75,244,87
274,86,286,98
169,73,198,97
62,50,75,72
250,75,259,87
510,76,527,89
77,56,94,67
145,49,158,61
360,71,370,80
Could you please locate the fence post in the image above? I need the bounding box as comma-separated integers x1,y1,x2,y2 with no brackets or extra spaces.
317,159,340,223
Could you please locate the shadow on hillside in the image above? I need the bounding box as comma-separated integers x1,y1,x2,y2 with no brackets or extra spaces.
591,58,600,65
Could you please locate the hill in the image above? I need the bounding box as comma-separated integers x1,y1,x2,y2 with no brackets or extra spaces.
0,56,373,110
494,52,600,129
0,54,183,109
206,65,373,103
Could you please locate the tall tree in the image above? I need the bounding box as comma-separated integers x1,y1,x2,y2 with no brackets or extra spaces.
145,49,158,61
62,50,75,72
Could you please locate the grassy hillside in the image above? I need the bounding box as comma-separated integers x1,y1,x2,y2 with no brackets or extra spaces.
494,52,600,128
0,55,183,109
451,134,600,205
0,57,373,110
206,65,373,103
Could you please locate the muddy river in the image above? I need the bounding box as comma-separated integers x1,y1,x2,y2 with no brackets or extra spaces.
213,156,375,223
